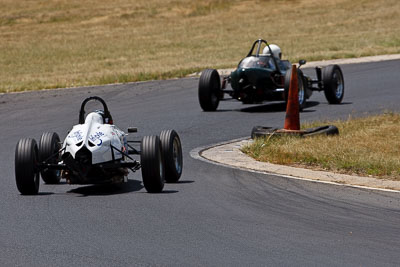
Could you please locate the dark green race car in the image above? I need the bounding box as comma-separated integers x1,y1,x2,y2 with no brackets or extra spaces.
198,39,344,111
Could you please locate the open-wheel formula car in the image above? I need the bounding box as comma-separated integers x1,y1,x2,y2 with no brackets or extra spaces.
15,96,183,195
198,39,344,111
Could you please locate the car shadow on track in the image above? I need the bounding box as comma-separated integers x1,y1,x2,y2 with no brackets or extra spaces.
175,180,194,184
150,190,179,194
239,101,320,113
239,102,286,113
36,192,55,196
67,179,143,197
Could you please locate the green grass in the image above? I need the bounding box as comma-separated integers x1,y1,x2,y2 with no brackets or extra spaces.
242,113,400,180
1,0,400,92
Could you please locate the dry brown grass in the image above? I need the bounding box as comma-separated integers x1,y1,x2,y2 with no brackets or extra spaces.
243,113,400,180
1,0,400,92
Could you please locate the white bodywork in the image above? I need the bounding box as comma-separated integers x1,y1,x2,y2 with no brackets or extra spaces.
62,112,127,164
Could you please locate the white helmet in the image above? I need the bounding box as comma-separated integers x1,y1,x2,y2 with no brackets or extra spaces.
262,44,281,59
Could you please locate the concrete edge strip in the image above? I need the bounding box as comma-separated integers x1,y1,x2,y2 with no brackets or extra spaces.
190,138,400,194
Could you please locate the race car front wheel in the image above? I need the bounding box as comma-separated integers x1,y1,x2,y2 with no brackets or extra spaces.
323,64,344,104
140,135,165,193
198,69,221,111
160,130,183,183
39,132,61,184
15,138,40,195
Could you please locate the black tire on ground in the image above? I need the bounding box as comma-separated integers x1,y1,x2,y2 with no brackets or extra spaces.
251,126,261,139
303,125,339,137
39,132,61,184
284,68,307,110
323,64,344,104
251,126,279,139
15,138,40,195
160,130,183,183
140,135,165,193
198,69,221,111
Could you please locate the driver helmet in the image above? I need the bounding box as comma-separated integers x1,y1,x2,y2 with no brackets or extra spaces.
95,110,106,122
95,109,105,116
95,109,112,124
262,44,281,59
85,111,104,124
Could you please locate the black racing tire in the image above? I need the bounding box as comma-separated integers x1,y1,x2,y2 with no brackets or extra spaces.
303,125,339,137
15,138,40,195
140,135,165,193
198,69,221,111
284,68,306,110
323,64,344,104
39,132,61,184
160,130,183,183
251,126,278,139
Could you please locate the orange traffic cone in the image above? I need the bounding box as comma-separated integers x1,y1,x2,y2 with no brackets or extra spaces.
283,64,300,131
251,64,339,138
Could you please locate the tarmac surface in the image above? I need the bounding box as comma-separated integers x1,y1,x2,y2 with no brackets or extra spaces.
1,56,400,266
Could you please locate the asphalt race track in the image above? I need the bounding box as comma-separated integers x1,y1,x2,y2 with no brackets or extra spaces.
1,60,400,266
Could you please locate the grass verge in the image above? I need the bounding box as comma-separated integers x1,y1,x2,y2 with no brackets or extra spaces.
242,113,400,181
1,0,400,92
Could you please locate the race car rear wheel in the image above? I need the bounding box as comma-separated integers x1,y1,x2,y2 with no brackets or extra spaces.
160,130,183,183
323,64,344,104
140,135,165,193
15,138,40,195
39,132,61,184
284,68,306,110
198,69,221,111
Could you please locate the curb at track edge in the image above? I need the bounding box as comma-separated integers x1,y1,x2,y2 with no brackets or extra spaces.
190,138,400,194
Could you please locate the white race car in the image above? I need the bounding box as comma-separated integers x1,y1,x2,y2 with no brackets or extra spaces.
15,96,183,194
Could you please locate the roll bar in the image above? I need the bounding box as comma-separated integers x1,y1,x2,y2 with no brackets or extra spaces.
79,96,113,124
246,39,281,74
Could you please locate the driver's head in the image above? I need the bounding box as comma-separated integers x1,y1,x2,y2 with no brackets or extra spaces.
94,110,106,122
262,44,281,59
95,109,112,124
85,111,104,124
95,109,105,117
